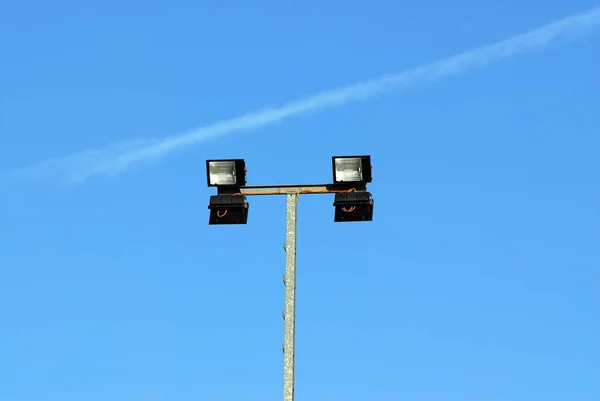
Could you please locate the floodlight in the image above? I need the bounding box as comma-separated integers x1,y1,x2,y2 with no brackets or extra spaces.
206,159,247,187
333,191,373,222
332,155,372,184
208,195,249,225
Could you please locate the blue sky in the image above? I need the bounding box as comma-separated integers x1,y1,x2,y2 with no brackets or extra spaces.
1,1,599,400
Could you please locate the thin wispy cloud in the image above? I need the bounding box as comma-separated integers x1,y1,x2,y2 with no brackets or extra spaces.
6,5,600,185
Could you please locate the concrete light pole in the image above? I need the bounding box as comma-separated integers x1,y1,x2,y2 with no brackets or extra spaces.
207,157,374,401
237,185,336,401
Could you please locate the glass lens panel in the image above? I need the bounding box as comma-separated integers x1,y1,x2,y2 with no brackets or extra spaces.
335,158,363,182
209,161,237,185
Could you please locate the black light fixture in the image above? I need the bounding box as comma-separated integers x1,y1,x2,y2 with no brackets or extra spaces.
206,159,247,187
208,194,249,225
333,191,374,222
332,155,372,184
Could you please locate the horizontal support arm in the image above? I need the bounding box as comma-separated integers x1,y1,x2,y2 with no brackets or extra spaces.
240,184,328,196
223,183,367,196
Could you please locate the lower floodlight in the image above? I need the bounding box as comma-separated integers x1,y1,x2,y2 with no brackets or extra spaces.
208,195,249,225
206,159,247,187
332,155,372,184
333,191,373,222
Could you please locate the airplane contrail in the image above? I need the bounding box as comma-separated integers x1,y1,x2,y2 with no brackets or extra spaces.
7,5,600,185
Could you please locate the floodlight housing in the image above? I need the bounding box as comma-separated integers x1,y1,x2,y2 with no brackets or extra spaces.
206,159,247,187
333,191,373,222
208,195,249,225
332,155,372,184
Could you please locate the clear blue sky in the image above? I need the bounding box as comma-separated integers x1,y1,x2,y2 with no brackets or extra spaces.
1,1,599,400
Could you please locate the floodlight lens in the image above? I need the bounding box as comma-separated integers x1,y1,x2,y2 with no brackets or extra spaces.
335,157,363,182
209,161,237,186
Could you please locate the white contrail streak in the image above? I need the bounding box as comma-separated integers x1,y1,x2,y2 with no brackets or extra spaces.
7,6,600,185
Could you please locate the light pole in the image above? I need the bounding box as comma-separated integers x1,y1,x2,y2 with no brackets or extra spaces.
206,156,374,401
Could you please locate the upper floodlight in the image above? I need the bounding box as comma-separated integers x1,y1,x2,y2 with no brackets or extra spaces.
332,155,372,184
206,159,247,187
